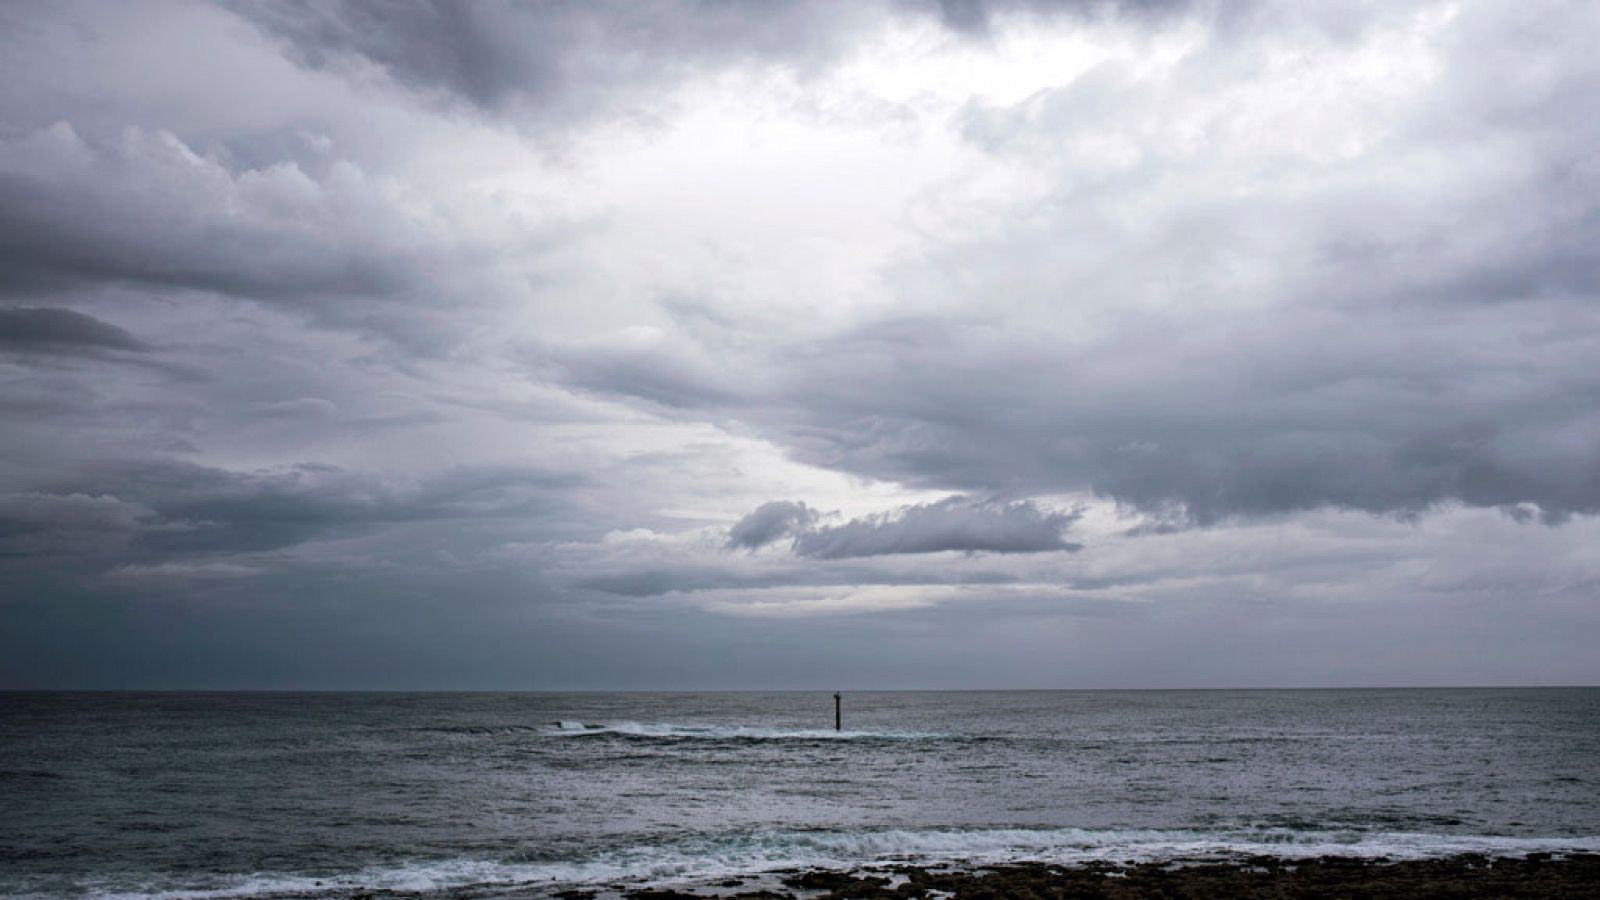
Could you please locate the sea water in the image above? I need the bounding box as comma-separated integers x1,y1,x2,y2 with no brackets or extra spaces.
2,689,1598,897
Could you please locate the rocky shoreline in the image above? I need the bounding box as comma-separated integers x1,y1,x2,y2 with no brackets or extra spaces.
597,853,1600,900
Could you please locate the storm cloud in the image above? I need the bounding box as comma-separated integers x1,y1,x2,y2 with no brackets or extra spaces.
229,1,1192,119
792,497,1082,558
0,307,146,353
725,495,1080,557
727,500,820,551
229,0,873,117
2,0,1599,688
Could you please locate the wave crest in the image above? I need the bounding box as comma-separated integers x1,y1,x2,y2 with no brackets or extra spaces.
70,828,1600,899
544,721,949,740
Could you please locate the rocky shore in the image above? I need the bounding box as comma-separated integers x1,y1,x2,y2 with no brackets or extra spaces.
602,853,1600,900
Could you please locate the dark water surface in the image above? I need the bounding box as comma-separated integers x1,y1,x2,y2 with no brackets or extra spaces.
2,689,1598,897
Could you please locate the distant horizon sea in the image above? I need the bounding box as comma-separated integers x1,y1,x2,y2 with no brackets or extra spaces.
3,688,1598,897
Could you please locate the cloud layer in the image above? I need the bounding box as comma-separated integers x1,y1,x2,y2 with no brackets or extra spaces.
0,307,146,353
2,0,1598,688
728,496,1082,558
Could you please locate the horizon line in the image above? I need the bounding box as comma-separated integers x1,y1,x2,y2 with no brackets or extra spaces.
3,684,1597,694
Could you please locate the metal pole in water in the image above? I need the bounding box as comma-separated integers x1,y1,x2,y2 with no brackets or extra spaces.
834,691,841,731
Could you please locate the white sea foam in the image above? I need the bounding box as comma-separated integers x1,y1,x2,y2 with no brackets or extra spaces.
69,827,1600,899
540,721,948,740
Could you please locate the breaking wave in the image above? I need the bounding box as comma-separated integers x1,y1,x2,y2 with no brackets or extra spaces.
543,720,950,740
66,827,1600,899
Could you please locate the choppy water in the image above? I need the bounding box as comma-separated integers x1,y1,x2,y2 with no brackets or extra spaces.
2,689,1598,897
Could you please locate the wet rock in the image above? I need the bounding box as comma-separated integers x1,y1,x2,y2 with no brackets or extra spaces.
711,854,1600,899
782,869,889,894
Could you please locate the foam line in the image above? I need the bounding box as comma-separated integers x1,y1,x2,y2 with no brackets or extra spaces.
541,721,949,739
65,827,1600,899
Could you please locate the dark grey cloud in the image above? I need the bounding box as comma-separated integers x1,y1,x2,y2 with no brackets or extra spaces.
791,496,1082,558
548,296,1600,527
231,0,876,118
720,495,1081,559
1,459,587,573
756,305,1600,525
934,0,993,34
0,128,365,298
576,562,1019,598
0,491,151,561
535,331,741,411
0,122,531,350
727,500,818,550
930,0,1209,37
0,307,145,353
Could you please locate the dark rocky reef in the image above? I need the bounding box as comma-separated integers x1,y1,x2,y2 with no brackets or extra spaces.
611,853,1600,900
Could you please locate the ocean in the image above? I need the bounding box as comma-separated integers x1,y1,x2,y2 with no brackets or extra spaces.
2,689,1597,898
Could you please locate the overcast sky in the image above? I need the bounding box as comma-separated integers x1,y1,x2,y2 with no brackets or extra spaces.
2,0,1598,689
